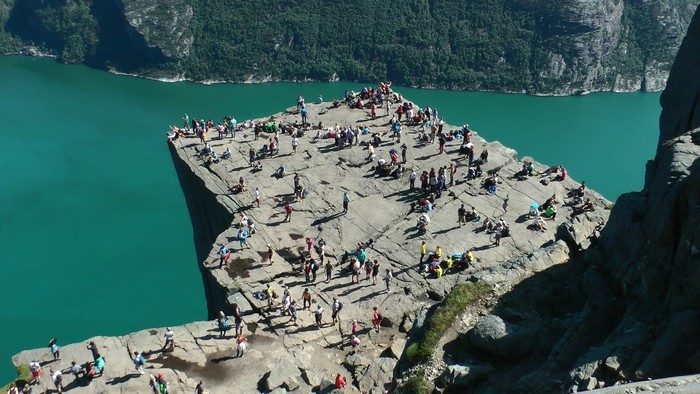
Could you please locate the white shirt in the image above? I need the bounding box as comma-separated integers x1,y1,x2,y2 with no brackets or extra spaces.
292,137,298,146
164,330,174,340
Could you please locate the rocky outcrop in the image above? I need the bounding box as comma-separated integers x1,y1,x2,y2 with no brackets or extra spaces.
9,90,608,392
434,5,700,393
120,0,193,60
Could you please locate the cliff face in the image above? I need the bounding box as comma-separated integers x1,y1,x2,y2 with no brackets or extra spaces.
449,4,700,392
0,0,695,93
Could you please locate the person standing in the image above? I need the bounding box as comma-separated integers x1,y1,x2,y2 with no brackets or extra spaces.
302,288,312,310
163,328,175,351
439,134,446,154
266,284,276,309
284,203,293,222
372,260,380,285
291,136,299,154
458,204,466,227
218,244,229,269
401,143,408,164
235,336,248,358
195,380,205,394
450,162,457,186
384,269,393,293
267,244,274,265
409,170,416,190
419,241,427,264
331,298,342,324
288,300,299,326
352,320,359,336
370,103,377,119
306,237,314,254
232,303,244,337
217,311,230,338
325,260,333,282
133,351,146,375
314,305,324,328
49,338,60,361
342,192,350,214
253,187,261,207
249,147,255,165
372,307,382,332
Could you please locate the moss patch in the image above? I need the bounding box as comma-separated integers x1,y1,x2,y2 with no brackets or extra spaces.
407,282,491,365
1,363,31,391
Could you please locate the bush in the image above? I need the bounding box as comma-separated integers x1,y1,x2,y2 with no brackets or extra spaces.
402,374,427,394
408,282,491,365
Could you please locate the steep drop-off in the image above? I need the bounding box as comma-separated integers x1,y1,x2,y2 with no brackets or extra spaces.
0,0,695,94
438,4,700,393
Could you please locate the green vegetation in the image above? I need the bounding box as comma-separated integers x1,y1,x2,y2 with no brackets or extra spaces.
401,372,428,394
0,0,693,91
407,282,491,365
1,364,30,391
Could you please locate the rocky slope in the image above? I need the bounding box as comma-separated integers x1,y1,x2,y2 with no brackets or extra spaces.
430,4,700,393
0,0,696,94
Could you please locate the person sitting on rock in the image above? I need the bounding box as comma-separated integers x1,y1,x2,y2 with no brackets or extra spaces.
540,194,557,212
465,206,481,222
434,264,443,278
544,204,557,220
222,148,232,159
482,217,496,233
275,165,286,179
574,198,595,214
534,216,547,232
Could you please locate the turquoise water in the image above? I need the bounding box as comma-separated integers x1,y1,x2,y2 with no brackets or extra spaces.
0,55,660,382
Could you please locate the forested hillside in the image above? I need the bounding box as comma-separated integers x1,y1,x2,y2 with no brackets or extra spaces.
0,0,696,94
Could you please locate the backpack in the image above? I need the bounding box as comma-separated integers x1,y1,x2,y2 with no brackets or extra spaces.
138,354,146,366
338,302,344,311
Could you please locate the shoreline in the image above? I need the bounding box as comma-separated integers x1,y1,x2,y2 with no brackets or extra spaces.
2,52,665,95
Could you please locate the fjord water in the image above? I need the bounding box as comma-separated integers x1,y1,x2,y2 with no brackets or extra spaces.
0,55,659,382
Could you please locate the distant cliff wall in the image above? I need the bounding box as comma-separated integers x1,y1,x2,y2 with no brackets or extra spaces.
0,0,696,94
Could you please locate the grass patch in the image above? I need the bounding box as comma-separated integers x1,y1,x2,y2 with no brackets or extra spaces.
401,371,427,394
1,364,31,391
407,282,491,365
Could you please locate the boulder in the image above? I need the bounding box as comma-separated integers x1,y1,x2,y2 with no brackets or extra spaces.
283,376,301,391
358,357,396,393
301,367,322,387
318,377,336,394
469,314,533,357
389,337,407,359
266,357,301,391
440,364,487,387
582,377,597,391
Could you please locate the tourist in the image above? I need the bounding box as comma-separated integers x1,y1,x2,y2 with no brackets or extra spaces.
249,147,256,164
409,170,416,190
364,259,373,281
233,303,244,336
217,311,230,337
267,244,274,265
218,244,229,269
302,288,312,309
195,380,204,394
288,300,298,325
331,297,343,324
6,383,18,394
335,373,346,389
284,203,293,222
352,320,359,336
458,204,466,227
49,338,60,361
401,143,408,163
419,241,427,264
133,351,146,374
87,341,100,360
300,238,311,258
292,136,299,154
235,336,248,358
385,269,393,292
50,369,63,393
163,327,175,351
534,216,547,232
372,307,382,332
342,192,350,214
304,261,312,283
237,228,250,249
314,305,324,328
29,361,41,384
372,260,380,285
351,335,361,348
253,187,261,207
466,206,480,222
320,259,331,283
266,284,276,308
69,361,82,381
